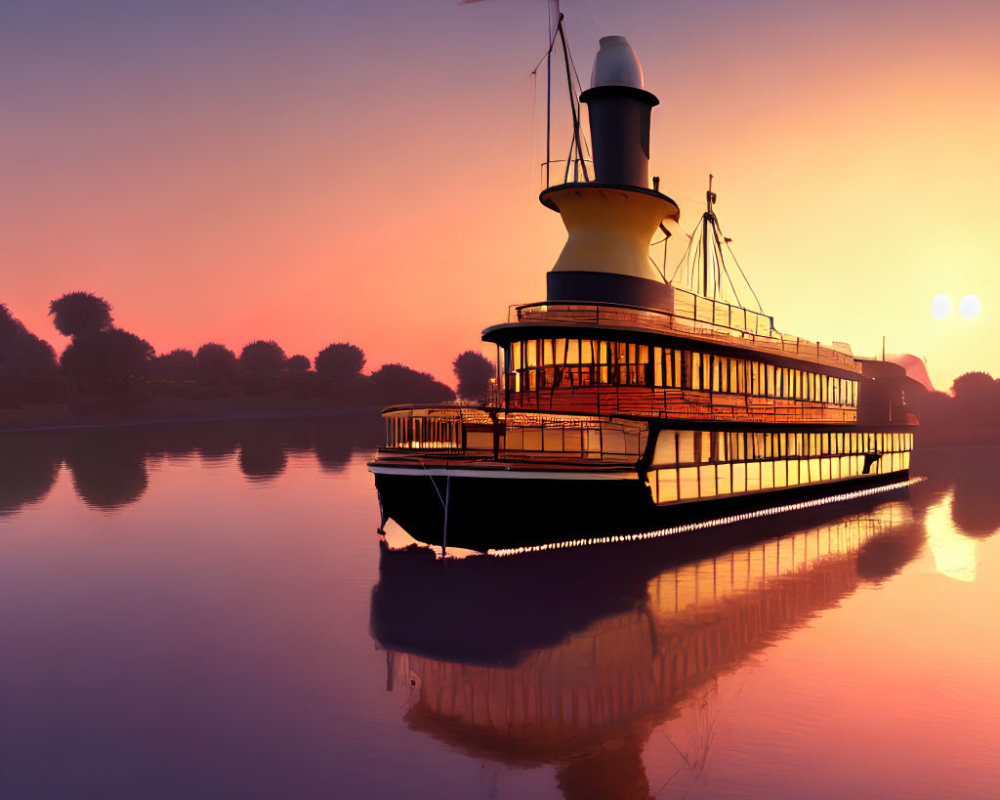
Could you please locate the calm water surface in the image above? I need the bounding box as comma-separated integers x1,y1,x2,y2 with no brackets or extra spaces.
1,416,998,799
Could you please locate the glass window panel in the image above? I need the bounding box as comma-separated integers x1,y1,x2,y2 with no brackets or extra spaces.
564,428,582,453
699,465,717,497
554,339,567,365
543,428,563,452
678,431,695,463
654,431,677,464
809,458,821,482
679,467,699,500
543,339,554,366
699,431,711,462
527,339,537,367
523,428,542,450
774,460,787,488
654,347,664,387
746,461,761,491
603,428,626,454
732,462,747,493
717,463,732,495
658,469,678,503
761,461,774,489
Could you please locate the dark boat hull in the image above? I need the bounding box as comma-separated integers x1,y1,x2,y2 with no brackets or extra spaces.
371,466,911,552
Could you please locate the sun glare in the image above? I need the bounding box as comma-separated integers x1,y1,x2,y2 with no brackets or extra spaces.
958,294,981,319
931,293,952,319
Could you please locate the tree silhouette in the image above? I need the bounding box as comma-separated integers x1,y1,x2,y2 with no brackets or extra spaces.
949,370,1000,438
0,304,61,406
285,354,311,372
60,328,155,395
154,349,198,382
196,343,238,385
239,340,286,396
371,363,455,405
49,292,113,338
453,350,494,402
315,343,365,383
0,304,57,376
951,371,996,400
240,340,287,376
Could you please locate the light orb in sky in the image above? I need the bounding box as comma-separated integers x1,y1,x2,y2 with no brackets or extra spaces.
931,293,952,319
958,294,981,319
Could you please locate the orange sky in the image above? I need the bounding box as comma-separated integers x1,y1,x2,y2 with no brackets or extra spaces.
3,0,999,391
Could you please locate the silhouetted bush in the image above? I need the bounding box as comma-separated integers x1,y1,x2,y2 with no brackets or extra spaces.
453,350,494,402
196,343,238,386
153,349,198,383
60,328,155,397
239,340,286,395
370,363,455,405
240,340,286,375
49,292,113,338
0,304,61,406
315,343,365,382
285,354,311,372
949,371,1000,441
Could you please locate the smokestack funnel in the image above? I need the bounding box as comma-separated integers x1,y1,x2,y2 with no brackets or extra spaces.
580,36,658,189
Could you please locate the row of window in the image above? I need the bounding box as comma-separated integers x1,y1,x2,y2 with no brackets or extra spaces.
649,452,911,504
653,429,914,466
506,338,858,406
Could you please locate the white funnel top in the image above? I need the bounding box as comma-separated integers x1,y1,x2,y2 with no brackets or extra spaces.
590,35,644,90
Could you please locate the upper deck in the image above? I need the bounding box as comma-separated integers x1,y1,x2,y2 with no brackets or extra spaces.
492,287,859,375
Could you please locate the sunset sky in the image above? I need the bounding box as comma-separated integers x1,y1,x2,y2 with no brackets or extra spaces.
3,0,999,391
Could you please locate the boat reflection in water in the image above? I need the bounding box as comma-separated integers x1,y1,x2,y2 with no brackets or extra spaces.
371,500,923,799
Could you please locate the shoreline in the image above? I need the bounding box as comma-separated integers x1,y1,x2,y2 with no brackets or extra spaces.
0,397,384,435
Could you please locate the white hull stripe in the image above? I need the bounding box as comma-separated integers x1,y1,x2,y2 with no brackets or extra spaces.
368,465,638,481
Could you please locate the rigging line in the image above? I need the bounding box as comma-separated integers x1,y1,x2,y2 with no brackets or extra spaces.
715,219,764,312
715,224,743,308
528,25,560,76
556,16,588,181
710,220,745,308
557,13,593,163
648,255,667,282
670,228,696,283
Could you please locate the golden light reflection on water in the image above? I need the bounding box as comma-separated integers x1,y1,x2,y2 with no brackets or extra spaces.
925,491,978,583
376,503,914,799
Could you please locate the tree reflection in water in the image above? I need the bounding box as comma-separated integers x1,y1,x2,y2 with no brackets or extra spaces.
0,412,383,515
371,499,927,800
0,434,62,516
